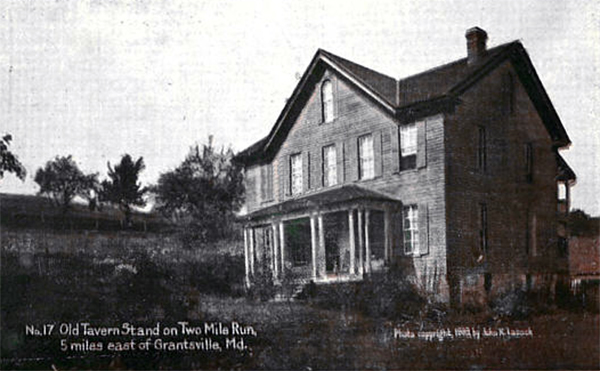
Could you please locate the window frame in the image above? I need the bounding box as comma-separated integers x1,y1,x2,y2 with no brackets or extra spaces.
400,123,417,171
525,142,533,183
289,153,303,196
477,126,486,173
479,203,488,255
403,205,419,255
358,134,374,180
322,144,337,187
260,163,273,202
321,80,334,124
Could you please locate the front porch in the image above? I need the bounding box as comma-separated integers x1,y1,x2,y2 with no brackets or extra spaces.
241,185,401,287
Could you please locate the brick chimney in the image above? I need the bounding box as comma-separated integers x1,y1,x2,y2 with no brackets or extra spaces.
465,27,488,65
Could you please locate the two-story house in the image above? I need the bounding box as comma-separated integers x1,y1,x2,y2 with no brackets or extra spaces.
234,28,575,305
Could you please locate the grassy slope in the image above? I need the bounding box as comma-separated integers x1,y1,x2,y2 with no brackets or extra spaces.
1,229,598,370
0,193,165,230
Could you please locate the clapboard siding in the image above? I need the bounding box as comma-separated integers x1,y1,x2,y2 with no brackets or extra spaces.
243,67,448,299
444,61,562,299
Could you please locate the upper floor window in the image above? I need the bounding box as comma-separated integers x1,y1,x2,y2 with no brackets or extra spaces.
290,153,303,195
260,163,273,201
477,126,487,173
403,205,419,255
400,123,417,170
321,80,334,123
358,134,374,180
558,182,567,201
479,203,488,255
322,144,337,187
525,142,533,183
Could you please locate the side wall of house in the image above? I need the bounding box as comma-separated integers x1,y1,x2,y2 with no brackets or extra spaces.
445,60,563,305
244,67,448,301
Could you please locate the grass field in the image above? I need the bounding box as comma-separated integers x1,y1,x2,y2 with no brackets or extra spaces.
1,228,598,370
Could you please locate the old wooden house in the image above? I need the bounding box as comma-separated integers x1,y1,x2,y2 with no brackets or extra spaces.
234,28,575,304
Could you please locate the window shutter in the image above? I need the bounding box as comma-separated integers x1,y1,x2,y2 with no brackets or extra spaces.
267,163,273,199
418,203,429,255
349,138,359,181
417,120,427,168
260,166,267,201
303,151,310,192
336,142,344,185
390,127,400,174
284,156,291,196
395,209,404,257
312,148,321,189
374,131,383,178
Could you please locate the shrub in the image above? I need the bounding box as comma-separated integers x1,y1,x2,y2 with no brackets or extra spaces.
304,267,427,320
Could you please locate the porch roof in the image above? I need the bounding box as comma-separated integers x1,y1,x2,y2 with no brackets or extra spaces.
242,185,400,221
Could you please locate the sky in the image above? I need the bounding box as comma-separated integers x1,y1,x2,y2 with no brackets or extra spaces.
1,0,599,215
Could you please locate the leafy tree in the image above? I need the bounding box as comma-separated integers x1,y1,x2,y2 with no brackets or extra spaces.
100,154,148,227
0,134,26,181
34,155,98,213
153,136,244,242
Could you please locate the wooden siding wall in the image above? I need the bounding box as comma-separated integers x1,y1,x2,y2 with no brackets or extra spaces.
243,68,448,300
445,61,563,302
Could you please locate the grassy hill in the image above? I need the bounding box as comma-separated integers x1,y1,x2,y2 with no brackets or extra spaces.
0,193,167,232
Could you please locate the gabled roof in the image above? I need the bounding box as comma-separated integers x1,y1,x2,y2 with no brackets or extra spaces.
241,185,399,220
235,41,571,165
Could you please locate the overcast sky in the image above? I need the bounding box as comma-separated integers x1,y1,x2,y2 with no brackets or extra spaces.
1,0,598,215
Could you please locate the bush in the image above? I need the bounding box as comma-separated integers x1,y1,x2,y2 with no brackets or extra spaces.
304,267,427,320
247,270,277,301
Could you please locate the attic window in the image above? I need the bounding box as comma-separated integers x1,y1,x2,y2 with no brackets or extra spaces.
321,80,334,123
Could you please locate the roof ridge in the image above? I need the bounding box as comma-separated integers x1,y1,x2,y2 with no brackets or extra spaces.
318,49,398,83
397,40,520,83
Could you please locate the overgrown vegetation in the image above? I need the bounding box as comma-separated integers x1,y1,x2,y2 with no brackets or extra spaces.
153,136,244,244
0,133,26,181
1,229,599,370
34,155,98,213
100,154,149,227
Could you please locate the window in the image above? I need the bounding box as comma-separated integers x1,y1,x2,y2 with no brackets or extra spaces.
290,153,303,195
479,203,488,255
477,126,486,172
525,142,533,183
558,183,567,200
403,205,419,254
358,134,374,180
260,164,273,201
322,144,337,187
400,123,417,170
321,80,334,123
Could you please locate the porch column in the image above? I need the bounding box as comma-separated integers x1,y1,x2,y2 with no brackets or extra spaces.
272,224,279,279
358,209,364,275
248,228,255,276
365,209,371,274
384,208,391,262
243,227,250,287
318,214,325,278
348,209,356,275
310,215,318,280
279,221,285,277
